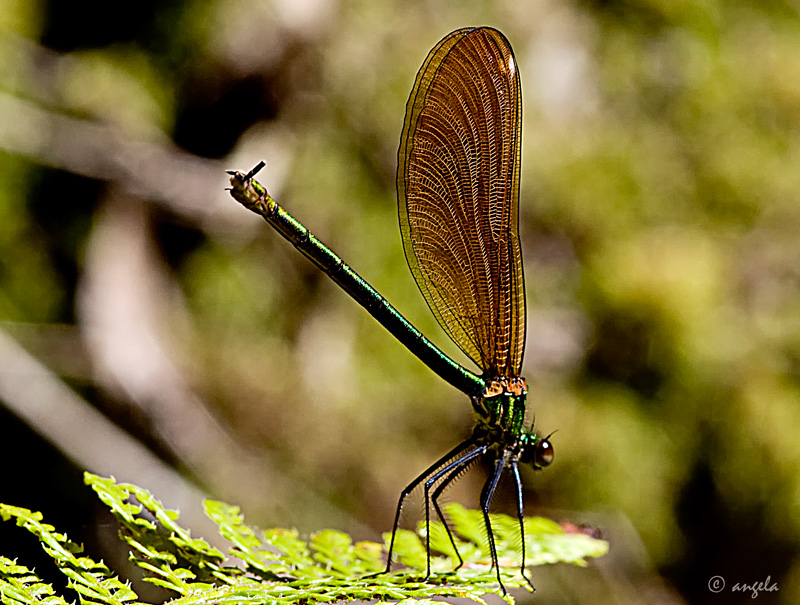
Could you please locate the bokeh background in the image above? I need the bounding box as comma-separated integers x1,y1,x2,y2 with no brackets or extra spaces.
2,1,800,603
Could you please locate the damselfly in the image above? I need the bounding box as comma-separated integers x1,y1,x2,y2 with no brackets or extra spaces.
228,27,554,593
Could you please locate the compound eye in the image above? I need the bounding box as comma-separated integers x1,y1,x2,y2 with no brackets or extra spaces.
534,439,554,468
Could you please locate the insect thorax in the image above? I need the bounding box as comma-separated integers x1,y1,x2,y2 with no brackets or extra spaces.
472,377,528,447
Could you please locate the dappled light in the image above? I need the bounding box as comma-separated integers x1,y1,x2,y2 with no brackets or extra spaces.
1,2,800,604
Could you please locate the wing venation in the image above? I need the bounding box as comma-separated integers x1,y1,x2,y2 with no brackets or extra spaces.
398,27,526,378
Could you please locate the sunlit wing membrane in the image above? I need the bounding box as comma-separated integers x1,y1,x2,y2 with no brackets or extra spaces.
398,27,526,379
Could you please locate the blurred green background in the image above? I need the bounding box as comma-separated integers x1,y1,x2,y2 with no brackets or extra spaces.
1,0,800,603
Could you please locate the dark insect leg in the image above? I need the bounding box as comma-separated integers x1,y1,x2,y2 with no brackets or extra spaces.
429,468,466,571
375,438,476,576
422,444,489,577
511,461,535,591
480,450,511,595
428,452,486,572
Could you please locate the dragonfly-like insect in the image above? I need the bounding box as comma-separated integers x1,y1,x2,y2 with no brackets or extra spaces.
228,26,554,593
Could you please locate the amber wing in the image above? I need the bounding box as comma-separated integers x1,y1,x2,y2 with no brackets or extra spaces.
398,27,526,379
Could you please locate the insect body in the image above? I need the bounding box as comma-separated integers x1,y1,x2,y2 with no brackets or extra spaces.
228,26,553,594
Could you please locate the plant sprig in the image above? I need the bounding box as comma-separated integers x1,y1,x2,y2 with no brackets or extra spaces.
0,473,608,605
